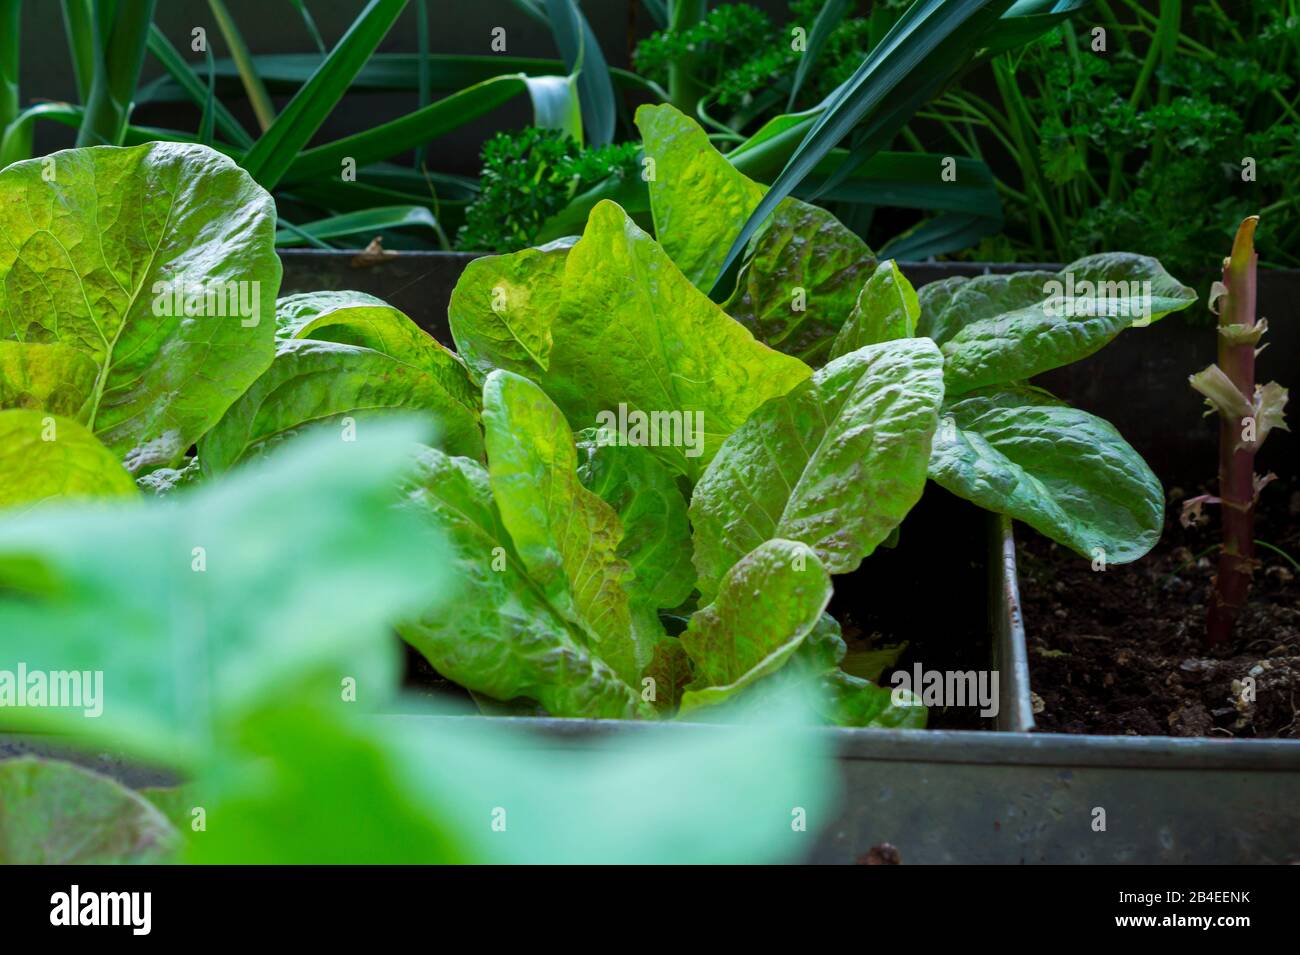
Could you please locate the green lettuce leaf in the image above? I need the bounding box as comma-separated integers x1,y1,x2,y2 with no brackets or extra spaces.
0,757,179,863
0,143,281,472
828,260,919,360
635,103,765,290
396,445,651,720
0,341,98,417
0,419,446,762
722,197,877,364
482,370,645,681
920,254,1196,395
0,409,136,511
200,337,484,475
446,237,575,384
811,669,926,729
727,614,922,728
928,385,1164,562
576,433,694,622
636,104,874,363
449,200,811,480
690,337,944,597
276,289,480,414
184,691,835,864
678,539,833,718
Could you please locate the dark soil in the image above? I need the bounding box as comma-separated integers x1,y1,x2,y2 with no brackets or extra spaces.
1020,474,1299,738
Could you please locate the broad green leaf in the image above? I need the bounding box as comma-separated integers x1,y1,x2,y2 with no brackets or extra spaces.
921,254,1196,395
0,757,179,863
577,434,694,655
0,409,136,511
636,104,878,358
200,337,484,476
635,103,764,291
576,434,694,614
396,446,650,720
447,237,573,384
0,143,280,472
449,201,812,480
690,338,944,597
716,613,924,728
274,290,479,413
928,385,1164,562
0,420,446,763
828,260,919,361
723,197,878,364
482,370,645,681
0,341,98,416
678,539,833,718
914,273,966,339
811,669,926,729
186,691,834,863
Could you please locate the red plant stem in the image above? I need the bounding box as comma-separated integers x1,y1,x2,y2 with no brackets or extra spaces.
1207,217,1259,645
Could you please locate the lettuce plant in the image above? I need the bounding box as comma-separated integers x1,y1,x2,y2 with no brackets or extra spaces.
0,118,1196,733
426,104,1197,723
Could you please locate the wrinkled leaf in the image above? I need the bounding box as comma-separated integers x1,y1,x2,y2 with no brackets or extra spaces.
723,197,878,364
275,290,478,404
642,638,693,713
635,103,764,291
0,757,179,863
679,539,832,717
447,237,574,384
397,446,649,720
482,370,644,680
690,338,944,597
0,143,280,472
920,255,1196,395
811,669,926,729
928,385,1163,562
576,433,694,615
200,337,484,476
0,341,98,417
828,260,919,361
0,409,136,511
449,201,811,480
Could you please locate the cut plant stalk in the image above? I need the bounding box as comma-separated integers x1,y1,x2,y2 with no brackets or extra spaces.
1185,216,1290,645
